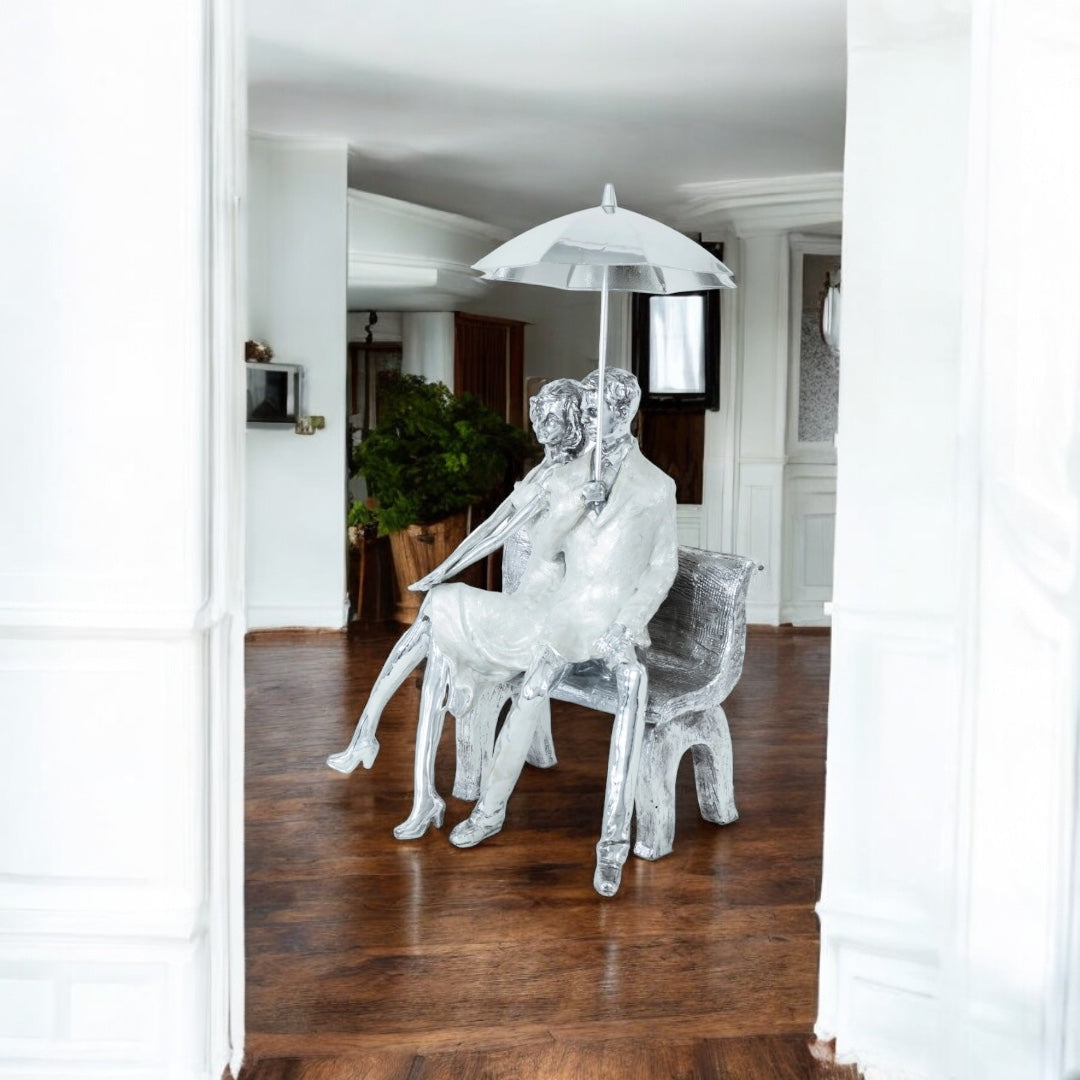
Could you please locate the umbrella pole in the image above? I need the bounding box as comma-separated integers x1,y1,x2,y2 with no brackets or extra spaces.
593,265,610,487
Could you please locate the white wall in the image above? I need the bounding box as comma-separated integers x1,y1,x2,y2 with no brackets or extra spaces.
683,181,843,612
817,1,1080,1076
464,283,607,382
402,311,456,386
0,1,244,1076
247,137,349,629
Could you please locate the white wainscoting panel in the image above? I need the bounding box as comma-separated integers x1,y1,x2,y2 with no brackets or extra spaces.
0,939,204,1077
736,461,784,624
817,608,960,1077
803,514,835,588
782,464,836,625
675,505,706,550
0,636,204,889
0,631,211,1077
820,612,959,903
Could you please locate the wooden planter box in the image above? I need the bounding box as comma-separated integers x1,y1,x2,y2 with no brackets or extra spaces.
387,510,472,625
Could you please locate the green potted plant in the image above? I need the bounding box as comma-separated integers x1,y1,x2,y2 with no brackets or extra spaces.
349,371,531,623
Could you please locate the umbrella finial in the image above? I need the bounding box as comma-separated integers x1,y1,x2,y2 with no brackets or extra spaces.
601,183,617,215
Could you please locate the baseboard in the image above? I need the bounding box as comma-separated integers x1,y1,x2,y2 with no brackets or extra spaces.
780,601,832,627
745,600,781,626
245,604,347,631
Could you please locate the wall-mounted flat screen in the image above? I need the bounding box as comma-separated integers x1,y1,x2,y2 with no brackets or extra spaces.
246,362,303,426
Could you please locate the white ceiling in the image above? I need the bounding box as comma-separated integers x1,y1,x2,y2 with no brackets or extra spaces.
247,0,847,234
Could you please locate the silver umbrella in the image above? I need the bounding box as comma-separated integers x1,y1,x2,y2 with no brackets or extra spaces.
472,183,736,490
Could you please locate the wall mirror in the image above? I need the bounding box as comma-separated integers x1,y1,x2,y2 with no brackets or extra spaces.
791,249,841,448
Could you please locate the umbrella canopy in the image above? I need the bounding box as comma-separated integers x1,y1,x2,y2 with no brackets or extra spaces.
473,184,736,501
472,183,735,294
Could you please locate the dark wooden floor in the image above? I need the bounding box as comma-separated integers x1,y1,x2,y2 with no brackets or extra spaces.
242,625,858,1079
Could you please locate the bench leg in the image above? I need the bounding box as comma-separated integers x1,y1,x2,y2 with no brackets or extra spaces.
633,707,739,861
692,705,739,826
633,719,683,861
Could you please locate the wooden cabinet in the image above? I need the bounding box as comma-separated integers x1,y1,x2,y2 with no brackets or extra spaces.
454,312,525,427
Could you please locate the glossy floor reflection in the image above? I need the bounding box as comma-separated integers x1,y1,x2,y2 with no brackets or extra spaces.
243,626,859,1079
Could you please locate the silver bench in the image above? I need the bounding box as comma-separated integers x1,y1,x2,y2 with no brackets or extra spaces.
452,539,757,861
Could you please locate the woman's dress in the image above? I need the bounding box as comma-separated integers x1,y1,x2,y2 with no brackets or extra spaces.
422,453,590,691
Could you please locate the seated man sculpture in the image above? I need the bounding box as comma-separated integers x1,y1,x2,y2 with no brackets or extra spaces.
328,369,678,898
448,368,678,896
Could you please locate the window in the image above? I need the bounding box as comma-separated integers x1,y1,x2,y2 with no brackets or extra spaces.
631,289,720,411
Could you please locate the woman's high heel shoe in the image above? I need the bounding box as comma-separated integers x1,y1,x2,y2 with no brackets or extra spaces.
393,792,446,840
326,735,380,774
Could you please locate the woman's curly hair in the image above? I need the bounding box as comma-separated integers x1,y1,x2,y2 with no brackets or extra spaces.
529,377,587,461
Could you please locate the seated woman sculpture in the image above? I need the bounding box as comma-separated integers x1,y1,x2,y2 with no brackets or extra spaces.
326,377,590,839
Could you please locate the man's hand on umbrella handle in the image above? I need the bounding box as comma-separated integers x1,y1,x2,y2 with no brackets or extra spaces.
582,480,607,513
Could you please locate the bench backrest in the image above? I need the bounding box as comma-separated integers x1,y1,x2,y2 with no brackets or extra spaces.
644,545,757,704
503,532,756,709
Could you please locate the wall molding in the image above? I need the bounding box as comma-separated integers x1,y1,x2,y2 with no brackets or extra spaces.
0,890,207,941
347,190,506,310
0,600,228,635
680,173,843,237
346,260,491,309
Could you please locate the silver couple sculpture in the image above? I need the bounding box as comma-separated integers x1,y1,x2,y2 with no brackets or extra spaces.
327,368,678,897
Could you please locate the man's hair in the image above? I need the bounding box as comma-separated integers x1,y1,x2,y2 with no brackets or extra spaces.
582,367,641,424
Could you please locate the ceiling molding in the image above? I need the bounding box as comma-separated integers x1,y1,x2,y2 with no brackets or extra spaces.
789,231,843,252
679,172,843,237
346,260,491,311
347,190,510,245
346,190,507,310
347,250,479,277
249,131,349,152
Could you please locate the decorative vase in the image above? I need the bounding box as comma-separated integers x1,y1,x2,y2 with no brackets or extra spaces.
387,509,472,625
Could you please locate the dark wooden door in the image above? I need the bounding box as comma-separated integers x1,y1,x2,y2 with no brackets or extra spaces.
639,408,706,504
454,312,525,427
